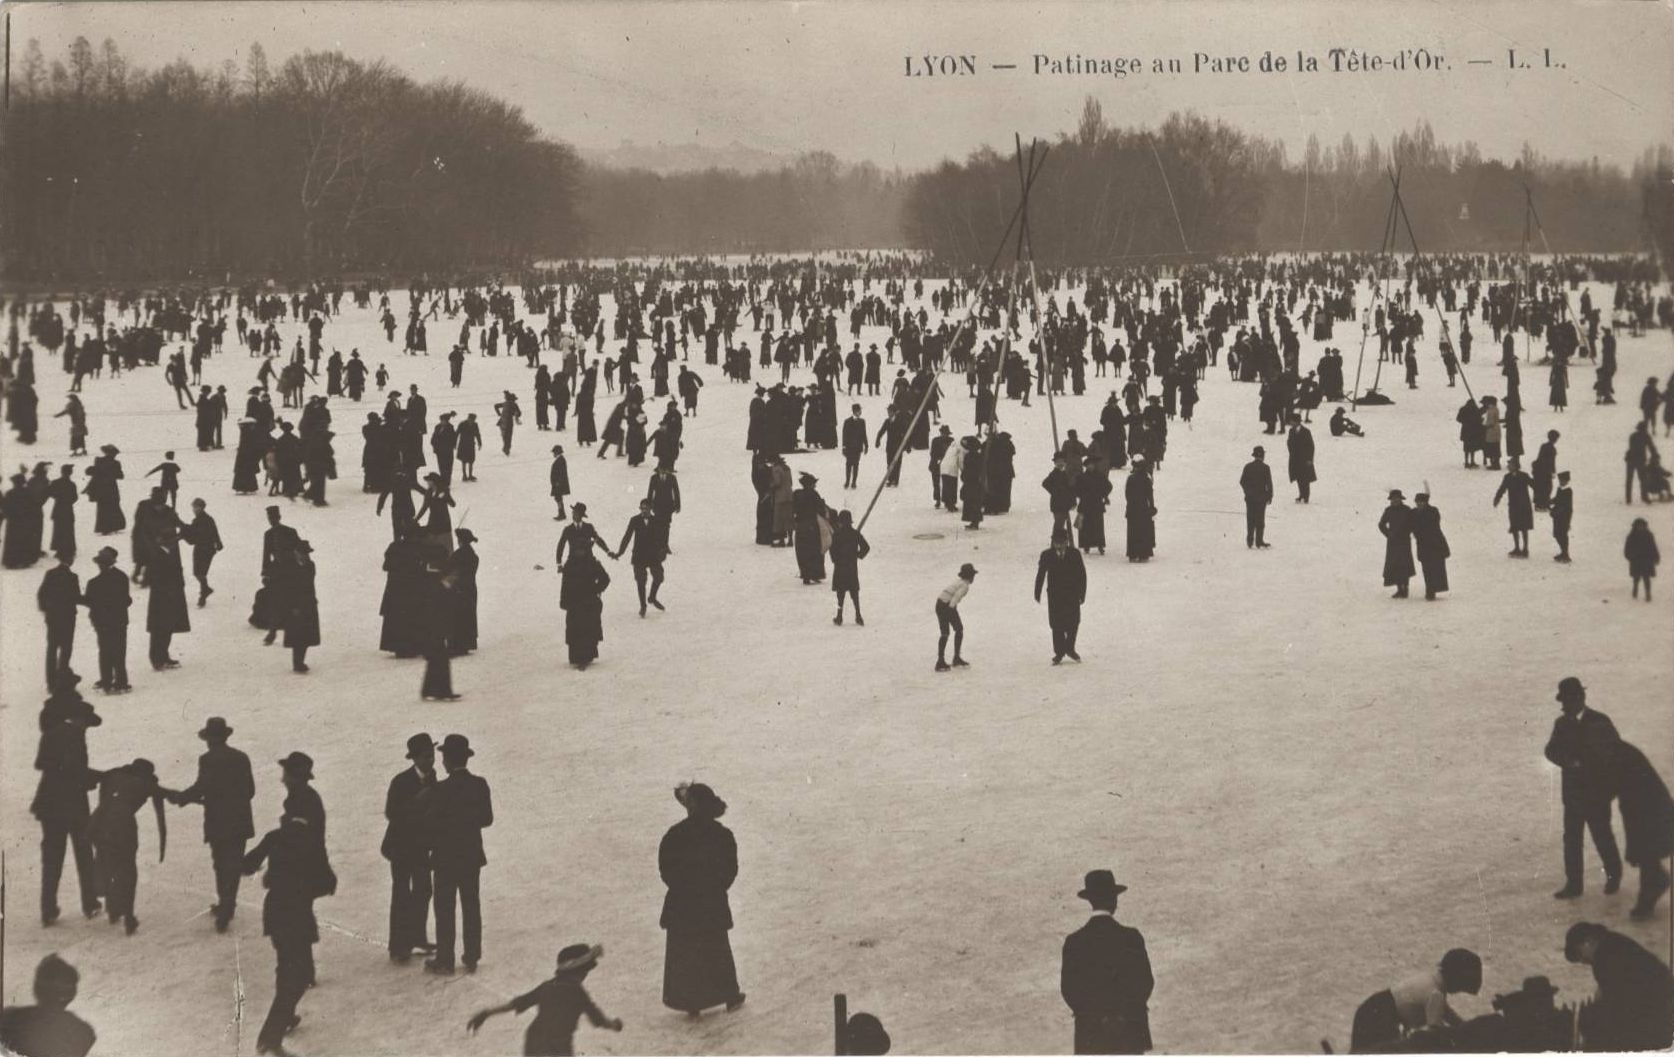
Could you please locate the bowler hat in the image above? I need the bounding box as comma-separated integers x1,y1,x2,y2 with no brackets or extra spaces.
1387,490,1405,501
405,733,435,758
1518,976,1560,1000
439,733,474,759
1077,869,1128,901
93,546,118,565
198,716,233,740
958,562,978,578
1556,676,1584,699
277,751,314,778
555,943,603,973
1252,445,1265,456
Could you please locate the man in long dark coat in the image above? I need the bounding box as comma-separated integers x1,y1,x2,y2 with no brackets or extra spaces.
146,524,191,670
48,464,78,563
32,683,102,926
1239,446,1273,548
1124,457,1156,562
1035,529,1088,664
1377,491,1416,598
1566,922,1674,1050
841,404,869,489
426,734,493,975
1286,415,1316,503
244,810,333,1055
1545,677,1623,900
383,733,437,962
170,716,255,932
1612,736,1673,918
1061,870,1153,1054
82,547,131,693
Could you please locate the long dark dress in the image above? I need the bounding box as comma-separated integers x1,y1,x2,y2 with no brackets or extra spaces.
146,543,192,637
1,480,45,568
960,449,987,527
283,559,321,649
1076,474,1111,551
86,456,126,533
1124,472,1156,560
792,486,827,582
448,543,479,654
234,425,266,494
659,816,743,1014
379,539,423,656
560,555,610,666
1377,504,1416,585
985,434,1016,513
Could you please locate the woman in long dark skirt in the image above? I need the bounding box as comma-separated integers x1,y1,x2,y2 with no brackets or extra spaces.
751,455,775,545
1124,457,1156,562
379,534,424,657
233,420,265,494
659,783,745,1017
1076,472,1111,555
418,564,460,700
448,529,480,655
984,432,1016,513
959,438,986,529
560,550,610,669
86,446,126,534
1411,493,1450,600
284,542,320,673
146,536,191,670
791,473,828,584
575,368,598,446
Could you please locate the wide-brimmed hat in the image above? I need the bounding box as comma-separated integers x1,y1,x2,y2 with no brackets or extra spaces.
675,781,726,818
1077,869,1128,901
405,733,435,758
439,733,474,759
277,751,314,778
198,716,233,740
1518,976,1560,1000
555,943,603,973
1387,490,1405,501
100,444,119,454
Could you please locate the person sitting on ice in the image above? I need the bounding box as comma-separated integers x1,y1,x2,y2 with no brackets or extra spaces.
1329,407,1364,438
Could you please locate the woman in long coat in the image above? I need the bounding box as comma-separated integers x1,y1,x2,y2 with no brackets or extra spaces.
1,471,45,568
146,532,191,670
560,549,610,669
751,455,776,545
1493,458,1535,557
1376,491,1416,597
985,432,1016,513
1411,493,1450,600
1612,738,1674,918
379,534,424,657
284,542,320,673
1455,399,1484,468
1076,471,1111,555
769,458,794,545
448,529,479,655
549,445,570,520
1124,458,1156,562
235,420,268,495
659,783,745,1017
85,446,126,534
791,473,829,583
959,438,987,529
575,368,598,446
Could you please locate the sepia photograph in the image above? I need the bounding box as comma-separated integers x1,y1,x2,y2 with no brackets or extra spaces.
1,1,1672,1054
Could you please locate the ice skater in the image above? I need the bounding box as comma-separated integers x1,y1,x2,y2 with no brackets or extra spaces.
659,782,746,1017
1545,677,1622,900
168,716,255,933
611,498,669,617
1035,529,1086,664
934,563,976,672
466,943,623,1055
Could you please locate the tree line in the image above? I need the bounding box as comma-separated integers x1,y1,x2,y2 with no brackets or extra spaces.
2,38,585,282
906,99,1671,267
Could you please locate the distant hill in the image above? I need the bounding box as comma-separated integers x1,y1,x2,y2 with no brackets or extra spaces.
579,140,797,175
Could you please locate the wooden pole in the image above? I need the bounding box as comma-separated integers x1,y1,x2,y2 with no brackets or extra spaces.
834,993,848,1056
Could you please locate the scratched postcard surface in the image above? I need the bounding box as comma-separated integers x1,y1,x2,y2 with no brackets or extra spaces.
1,1,1672,1055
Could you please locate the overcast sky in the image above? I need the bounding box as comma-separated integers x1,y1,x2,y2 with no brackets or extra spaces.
11,0,1672,171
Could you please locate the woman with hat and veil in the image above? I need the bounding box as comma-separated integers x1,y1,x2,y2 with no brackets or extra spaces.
283,541,319,674
84,445,125,534
559,545,611,670
792,472,831,584
467,943,623,1056
659,782,746,1018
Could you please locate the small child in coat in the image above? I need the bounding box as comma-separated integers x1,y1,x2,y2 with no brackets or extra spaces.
467,944,622,1057
1625,518,1660,601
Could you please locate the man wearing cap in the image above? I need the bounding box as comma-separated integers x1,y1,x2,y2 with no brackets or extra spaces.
934,563,976,672
1061,870,1153,1054
1566,921,1674,1050
1544,677,1623,899
32,683,102,926
467,943,623,1055
425,734,493,975
0,954,96,1057
1036,529,1088,664
1550,471,1574,562
382,734,438,962
170,717,256,932
1239,446,1273,548
81,547,131,692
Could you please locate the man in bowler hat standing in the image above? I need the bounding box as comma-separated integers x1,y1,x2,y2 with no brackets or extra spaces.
170,717,255,932
1545,677,1623,899
426,734,493,975
383,733,438,963
1240,446,1274,548
1035,529,1088,664
1061,870,1153,1054
32,681,102,926
82,546,131,693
